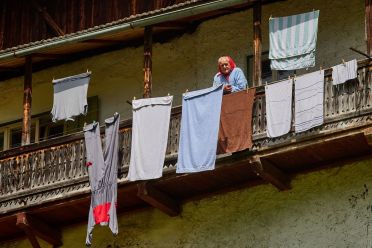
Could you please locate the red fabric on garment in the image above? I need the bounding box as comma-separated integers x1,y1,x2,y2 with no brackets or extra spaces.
93,202,111,224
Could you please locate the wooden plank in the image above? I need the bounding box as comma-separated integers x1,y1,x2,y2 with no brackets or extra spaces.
143,26,153,98
249,155,290,191
16,212,62,247
366,0,372,55
137,182,180,216
253,0,262,87
21,56,32,146
31,0,65,37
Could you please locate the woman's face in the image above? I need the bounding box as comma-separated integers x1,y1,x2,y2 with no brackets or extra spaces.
218,58,231,75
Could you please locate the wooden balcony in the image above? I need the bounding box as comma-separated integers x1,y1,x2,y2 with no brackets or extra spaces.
1,59,372,244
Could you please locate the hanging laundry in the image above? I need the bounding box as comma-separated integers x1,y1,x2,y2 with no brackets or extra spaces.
128,96,173,181
217,89,256,154
51,72,91,122
294,70,324,133
176,84,223,173
332,59,358,85
269,10,320,70
265,79,293,138
84,113,120,246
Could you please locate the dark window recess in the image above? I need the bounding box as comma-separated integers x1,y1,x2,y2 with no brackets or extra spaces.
39,96,100,140
10,125,36,148
247,51,295,87
0,132,4,151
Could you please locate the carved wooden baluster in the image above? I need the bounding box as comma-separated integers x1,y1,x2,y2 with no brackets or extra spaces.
173,115,181,155
365,67,372,108
70,141,77,179
324,76,330,118
30,152,38,188
66,144,73,180
252,97,258,135
44,149,51,184
81,139,87,176
0,160,3,194
262,95,267,135
51,148,58,183
359,67,367,109
123,129,131,167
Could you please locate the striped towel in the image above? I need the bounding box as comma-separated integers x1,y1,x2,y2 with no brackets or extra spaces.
269,10,319,70
294,70,324,133
265,79,293,138
331,59,357,85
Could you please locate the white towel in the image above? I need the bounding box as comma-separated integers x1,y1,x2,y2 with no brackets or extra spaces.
265,80,293,138
331,59,357,85
51,72,91,122
295,70,324,133
128,96,173,181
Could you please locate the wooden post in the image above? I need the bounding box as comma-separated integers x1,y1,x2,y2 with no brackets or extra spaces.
22,56,32,146
253,0,262,87
143,26,153,98
366,0,372,55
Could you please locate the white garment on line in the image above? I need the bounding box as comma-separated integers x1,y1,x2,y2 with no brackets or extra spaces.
331,59,357,85
51,72,91,122
128,96,173,181
265,79,293,138
294,70,324,133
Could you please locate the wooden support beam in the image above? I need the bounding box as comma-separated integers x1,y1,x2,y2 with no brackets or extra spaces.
249,155,290,191
363,127,372,146
83,39,123,45
16,212,62,247
22,56,32,146
253,0,262,87
31,0,65,37
143,26,153,98
137,182,180,217
366,0,372,56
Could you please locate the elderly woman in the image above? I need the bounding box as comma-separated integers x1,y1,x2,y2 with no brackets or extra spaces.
213,56,248,93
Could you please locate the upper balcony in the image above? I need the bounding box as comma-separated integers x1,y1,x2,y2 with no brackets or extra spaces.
1,59,372,242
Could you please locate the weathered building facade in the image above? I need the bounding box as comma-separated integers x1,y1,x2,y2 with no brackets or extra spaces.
0,0,371,247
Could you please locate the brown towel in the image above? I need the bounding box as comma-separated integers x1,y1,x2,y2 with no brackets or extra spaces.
217,89,256,154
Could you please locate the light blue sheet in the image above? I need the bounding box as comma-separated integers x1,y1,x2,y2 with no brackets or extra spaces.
176,84,223,173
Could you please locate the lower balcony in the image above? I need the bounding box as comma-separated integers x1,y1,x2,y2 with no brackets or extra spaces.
1,59,372,244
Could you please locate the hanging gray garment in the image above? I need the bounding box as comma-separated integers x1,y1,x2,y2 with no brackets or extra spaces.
51,72,91,122
84,113,120,246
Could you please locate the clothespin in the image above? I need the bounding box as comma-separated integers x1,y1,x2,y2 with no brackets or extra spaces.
185,89,189,93
342,59,346,65
269,14,273,20
265,81,268,86
133,96,136,100
84,122,87,128
86,68,89,73
167,93,170,96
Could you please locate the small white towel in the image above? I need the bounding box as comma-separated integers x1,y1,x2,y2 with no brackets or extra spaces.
331,59,357,85
265,79,293,138
295,70,324,133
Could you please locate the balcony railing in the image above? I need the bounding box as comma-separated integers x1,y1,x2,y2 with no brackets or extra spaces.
1,59,371,214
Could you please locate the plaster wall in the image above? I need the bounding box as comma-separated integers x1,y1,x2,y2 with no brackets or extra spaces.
0,0,365,125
